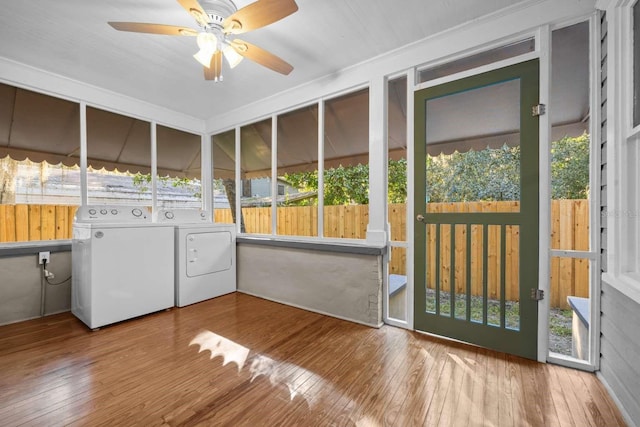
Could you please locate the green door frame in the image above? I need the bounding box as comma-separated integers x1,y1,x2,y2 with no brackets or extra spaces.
414,59,540,360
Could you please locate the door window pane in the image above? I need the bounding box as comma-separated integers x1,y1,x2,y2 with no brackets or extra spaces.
425,79,521,208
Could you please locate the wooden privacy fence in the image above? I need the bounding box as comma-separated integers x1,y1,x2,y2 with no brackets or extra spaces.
1,200,588,308
0,205,78,242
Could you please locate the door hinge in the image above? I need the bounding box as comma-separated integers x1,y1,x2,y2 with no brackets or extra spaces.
531,288,544,301
532,104,546,117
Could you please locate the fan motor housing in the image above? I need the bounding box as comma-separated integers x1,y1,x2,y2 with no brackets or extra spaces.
201,0,237,23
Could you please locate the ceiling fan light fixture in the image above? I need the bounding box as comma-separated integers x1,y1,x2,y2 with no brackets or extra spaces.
222,45,243,68
193,49,214,67
194,32,218,67
196,32,217,50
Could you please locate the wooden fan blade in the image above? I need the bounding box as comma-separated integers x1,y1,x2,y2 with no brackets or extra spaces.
204,51,223,81
177,0,210,26
108,22,197,36
231,39,293,75
223,0,298,35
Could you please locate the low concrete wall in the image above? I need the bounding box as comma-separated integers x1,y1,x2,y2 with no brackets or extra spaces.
1,238,386,328
0,242,72,325
237,238,385,327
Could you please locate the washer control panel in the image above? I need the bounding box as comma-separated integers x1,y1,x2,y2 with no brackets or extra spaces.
155,209,211,223
75,205,151,223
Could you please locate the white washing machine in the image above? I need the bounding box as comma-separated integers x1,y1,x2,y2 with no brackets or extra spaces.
156,209,236,307
72,206,175,329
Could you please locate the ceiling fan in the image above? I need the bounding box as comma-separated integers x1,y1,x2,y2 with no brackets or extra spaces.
109,0,298,82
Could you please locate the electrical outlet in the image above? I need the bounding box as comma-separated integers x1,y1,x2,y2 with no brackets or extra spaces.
38,251,50,265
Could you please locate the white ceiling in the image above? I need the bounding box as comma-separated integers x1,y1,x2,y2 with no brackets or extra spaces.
0,0,532,120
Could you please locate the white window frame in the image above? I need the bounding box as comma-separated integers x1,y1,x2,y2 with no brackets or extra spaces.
217,85,375,243
601,0,640,304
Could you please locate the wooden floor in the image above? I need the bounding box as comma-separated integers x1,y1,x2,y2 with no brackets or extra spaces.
0,293,627,427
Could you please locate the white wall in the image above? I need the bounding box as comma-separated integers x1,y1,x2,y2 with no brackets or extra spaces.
237,241,384,327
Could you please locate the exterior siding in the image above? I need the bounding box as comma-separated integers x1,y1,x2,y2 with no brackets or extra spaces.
599,11,640,427
600,11,608,272
600,281,640,424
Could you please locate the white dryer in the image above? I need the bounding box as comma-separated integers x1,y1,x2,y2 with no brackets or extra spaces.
156,209,236,307
72,206,175,329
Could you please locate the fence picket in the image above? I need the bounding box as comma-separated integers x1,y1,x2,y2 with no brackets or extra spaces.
28,205,41,241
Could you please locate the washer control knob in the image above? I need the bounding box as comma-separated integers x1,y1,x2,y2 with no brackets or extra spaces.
200,212,206,218
111,209,118,215
100,209,107,215
132,208,143,217
88,209,96,215
164,211,174,219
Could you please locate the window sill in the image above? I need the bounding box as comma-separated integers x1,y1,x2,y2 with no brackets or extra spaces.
237,235,386,255
602,272,640,305
0,240,72,258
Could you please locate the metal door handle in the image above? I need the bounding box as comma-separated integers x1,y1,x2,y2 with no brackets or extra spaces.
416,214,425,223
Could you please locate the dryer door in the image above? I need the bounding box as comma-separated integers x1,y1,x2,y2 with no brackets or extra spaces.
186,231,233,277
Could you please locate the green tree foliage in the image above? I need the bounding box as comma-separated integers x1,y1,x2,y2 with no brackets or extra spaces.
426,134,589,202
283,164,369,205
388,158,408,203
426,145,520,203
283,170,318,206
284,160,408,206
324,164,369,205
550,133,590,199
132,172,201,199
277,133,591,205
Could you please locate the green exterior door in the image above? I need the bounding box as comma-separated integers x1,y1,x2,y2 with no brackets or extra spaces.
414,60,540,360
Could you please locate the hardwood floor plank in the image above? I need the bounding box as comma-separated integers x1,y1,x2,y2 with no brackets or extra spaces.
496,352,515,427
565,363,625,426
575,370,628,426
446,344,480,426
393,336,451,426
355,335,435,425
315,326,408,425
550,366,594,427
507,354,527,425
517,356,557,426
0,293,628,427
